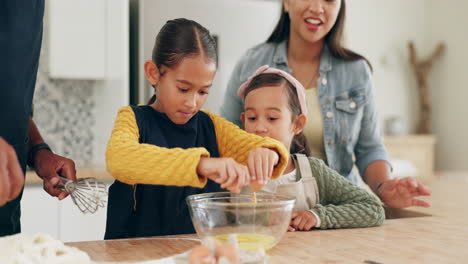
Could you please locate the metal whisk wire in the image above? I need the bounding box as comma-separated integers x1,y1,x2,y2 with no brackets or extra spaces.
57,176,108,214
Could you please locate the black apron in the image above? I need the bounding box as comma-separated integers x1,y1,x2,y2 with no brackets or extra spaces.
0,0,44,236
105,106,222,239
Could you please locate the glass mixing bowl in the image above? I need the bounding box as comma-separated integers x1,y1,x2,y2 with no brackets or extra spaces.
186,192,295,252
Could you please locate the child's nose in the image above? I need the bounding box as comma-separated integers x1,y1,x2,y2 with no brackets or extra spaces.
185,94,197,108
255,123,268,135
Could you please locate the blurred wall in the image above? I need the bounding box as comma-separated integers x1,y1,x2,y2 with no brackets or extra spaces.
427,0,468,171
346,0,429,135
139,0,468,171
348,0,467,171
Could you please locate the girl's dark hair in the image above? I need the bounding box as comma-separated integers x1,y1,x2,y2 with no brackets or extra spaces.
267,0,372,70
147,18,217,104
243,73,311,156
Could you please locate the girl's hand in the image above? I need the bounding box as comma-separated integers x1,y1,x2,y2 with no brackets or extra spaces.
288,211,317,232
378,177,432,208
197,157,249,193
247,148,279,191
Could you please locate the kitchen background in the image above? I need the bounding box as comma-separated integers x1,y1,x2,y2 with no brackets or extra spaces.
22,0,467,242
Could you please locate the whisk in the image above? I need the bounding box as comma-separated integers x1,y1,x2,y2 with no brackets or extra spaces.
56,176,108,214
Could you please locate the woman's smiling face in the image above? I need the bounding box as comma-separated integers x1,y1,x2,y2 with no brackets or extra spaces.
285,0,342,44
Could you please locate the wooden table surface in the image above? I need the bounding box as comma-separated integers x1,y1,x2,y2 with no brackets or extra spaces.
67,172,468,263
25,165,113,184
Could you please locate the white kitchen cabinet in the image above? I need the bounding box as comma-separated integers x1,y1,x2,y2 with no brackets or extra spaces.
48,0,106,79
58,183,109,242
21,183,109,242
21,184,60,238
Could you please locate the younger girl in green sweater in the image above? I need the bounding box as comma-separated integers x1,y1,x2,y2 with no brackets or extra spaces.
239,65,385,231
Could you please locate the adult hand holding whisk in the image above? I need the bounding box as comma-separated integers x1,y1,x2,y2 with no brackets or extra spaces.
33,148,77,201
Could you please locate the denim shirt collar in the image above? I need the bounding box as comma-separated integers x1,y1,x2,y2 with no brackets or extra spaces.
272,40,289,66
273,40,333,73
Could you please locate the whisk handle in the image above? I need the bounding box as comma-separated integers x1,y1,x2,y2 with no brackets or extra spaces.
55,176,76,193
58,176,73,184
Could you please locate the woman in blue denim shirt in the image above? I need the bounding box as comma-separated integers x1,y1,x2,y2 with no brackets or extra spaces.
221,0,431,208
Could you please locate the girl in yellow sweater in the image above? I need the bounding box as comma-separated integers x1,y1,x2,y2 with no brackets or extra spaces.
104,18,288,239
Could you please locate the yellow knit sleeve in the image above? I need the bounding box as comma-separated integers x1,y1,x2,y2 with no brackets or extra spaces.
202,110,289,179
106,106,210,187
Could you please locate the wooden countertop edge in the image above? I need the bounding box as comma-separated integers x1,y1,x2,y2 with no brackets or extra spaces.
25,166,114,184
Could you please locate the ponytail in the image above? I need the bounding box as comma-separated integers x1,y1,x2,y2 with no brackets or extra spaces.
291,132,311,156
147,94,156,105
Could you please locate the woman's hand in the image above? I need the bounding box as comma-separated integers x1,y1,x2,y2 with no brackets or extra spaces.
288,211,317,232
377,177,432,208
247,148,279,191
197,157,249,193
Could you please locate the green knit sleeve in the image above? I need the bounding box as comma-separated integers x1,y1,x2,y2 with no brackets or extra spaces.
308,157,385,229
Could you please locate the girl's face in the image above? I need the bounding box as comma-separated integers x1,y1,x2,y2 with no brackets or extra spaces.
241,85,305,151
284,0,341,44
146,55,216,124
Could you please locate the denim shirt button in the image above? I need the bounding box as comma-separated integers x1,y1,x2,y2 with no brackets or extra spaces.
349,101,356,109
326,111,333,118
322,78,327,85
